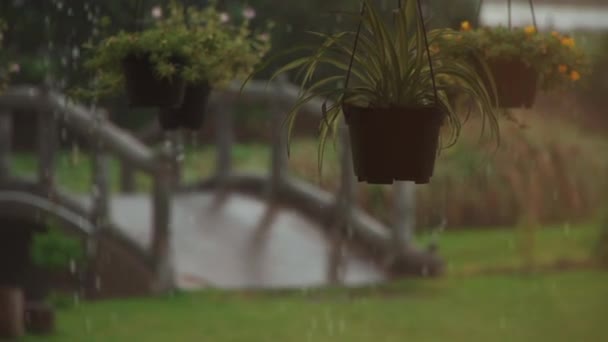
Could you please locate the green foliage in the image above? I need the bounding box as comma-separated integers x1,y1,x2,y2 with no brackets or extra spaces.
438,23,589,91
75,0,272,100
30,223,85,272
246,0,499,176
47,291,77,310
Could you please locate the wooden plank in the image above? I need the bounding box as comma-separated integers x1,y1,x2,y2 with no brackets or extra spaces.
150,149,174,292
37,108,57,189
214,96,234,183
91,110,111,227
0,113,12,179
267,76,289,199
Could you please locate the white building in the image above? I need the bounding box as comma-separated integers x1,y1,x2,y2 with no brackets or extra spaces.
480,0,608,32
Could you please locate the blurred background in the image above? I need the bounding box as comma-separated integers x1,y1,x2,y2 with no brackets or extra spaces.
0,0,607,341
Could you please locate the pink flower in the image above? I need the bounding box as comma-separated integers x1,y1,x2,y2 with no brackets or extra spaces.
151,6,163,19
219,12,230,23
242,7,256,20
258,33,270,42
9,63,20,73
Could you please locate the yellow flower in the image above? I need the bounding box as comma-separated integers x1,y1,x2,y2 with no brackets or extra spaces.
570,70,580,81
551,31,561,39
561,37,575,48
558,64,568,73
524,25,536,35
460,21,471,32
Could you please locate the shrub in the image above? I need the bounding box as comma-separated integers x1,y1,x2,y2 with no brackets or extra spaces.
30,225,85,272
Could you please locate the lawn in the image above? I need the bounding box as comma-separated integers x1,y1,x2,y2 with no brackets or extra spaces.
19,222,606,342
21,270,608,342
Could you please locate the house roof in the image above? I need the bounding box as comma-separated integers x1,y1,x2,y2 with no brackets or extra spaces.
480,1,608,31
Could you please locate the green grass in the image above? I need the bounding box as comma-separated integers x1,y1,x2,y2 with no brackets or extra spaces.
17,222,606,342
423,223,598,275
22,271,608,342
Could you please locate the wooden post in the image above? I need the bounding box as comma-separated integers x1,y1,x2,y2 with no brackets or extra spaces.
151,148,174,293
0,112,12,179
120,161,136,193
91,110,111,227
328,120,356,284
267,75,289,199
164,130,183,187
214,95,234,184
37,107,57,189
393,181,416,252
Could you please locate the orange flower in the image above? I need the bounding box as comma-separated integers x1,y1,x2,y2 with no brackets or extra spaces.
430,44,440,55
460,21,471,32
524,25,536,35
551,31,561,39
570,70,581,81
558,64,568,73
561,37,575,48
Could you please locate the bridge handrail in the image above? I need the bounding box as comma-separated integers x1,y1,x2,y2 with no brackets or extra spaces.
0,85,174,292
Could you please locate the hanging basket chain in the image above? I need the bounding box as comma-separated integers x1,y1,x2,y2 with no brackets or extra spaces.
476,0,538,31
342,2,367,98
416,0,439,104
343,0,438,106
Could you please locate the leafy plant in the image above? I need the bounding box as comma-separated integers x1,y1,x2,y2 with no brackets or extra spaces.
30,224,85,272
74,0,272,100
245,0,499,175
438,22,589,91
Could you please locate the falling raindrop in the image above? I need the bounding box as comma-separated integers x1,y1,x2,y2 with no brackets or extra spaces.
69,259,76,274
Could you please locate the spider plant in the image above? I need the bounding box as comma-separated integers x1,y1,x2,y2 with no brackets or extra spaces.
244,0,499,176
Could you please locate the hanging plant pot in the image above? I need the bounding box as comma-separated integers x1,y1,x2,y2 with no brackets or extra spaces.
24,302,55,335
0,286,25,339
158,82,212,130
122,53,186,108
479,57,539,108
343,105,445,185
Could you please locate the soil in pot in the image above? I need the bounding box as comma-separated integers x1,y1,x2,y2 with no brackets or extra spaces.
158,82,212,130
343,105,445,185
0,286,25,339
477,57,538,108
122,53,187,108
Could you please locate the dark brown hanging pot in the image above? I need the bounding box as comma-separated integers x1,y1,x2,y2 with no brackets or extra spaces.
344,105,444,184
122,53,186,108
484,57,538,109
341,0,445,185
158,82,213,130
474,0,539,108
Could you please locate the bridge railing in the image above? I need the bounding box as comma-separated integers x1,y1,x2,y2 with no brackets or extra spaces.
0,86,174,292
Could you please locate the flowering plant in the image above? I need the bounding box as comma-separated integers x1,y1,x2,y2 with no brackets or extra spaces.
438,22,588,91
75,0,272,100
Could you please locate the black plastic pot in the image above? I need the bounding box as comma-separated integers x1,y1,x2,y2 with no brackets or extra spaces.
477,57,538,108
122,53,186,108
158,82,212,130
343,105,445,185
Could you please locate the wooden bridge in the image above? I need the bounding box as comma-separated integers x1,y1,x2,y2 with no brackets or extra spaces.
0,81,442,299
